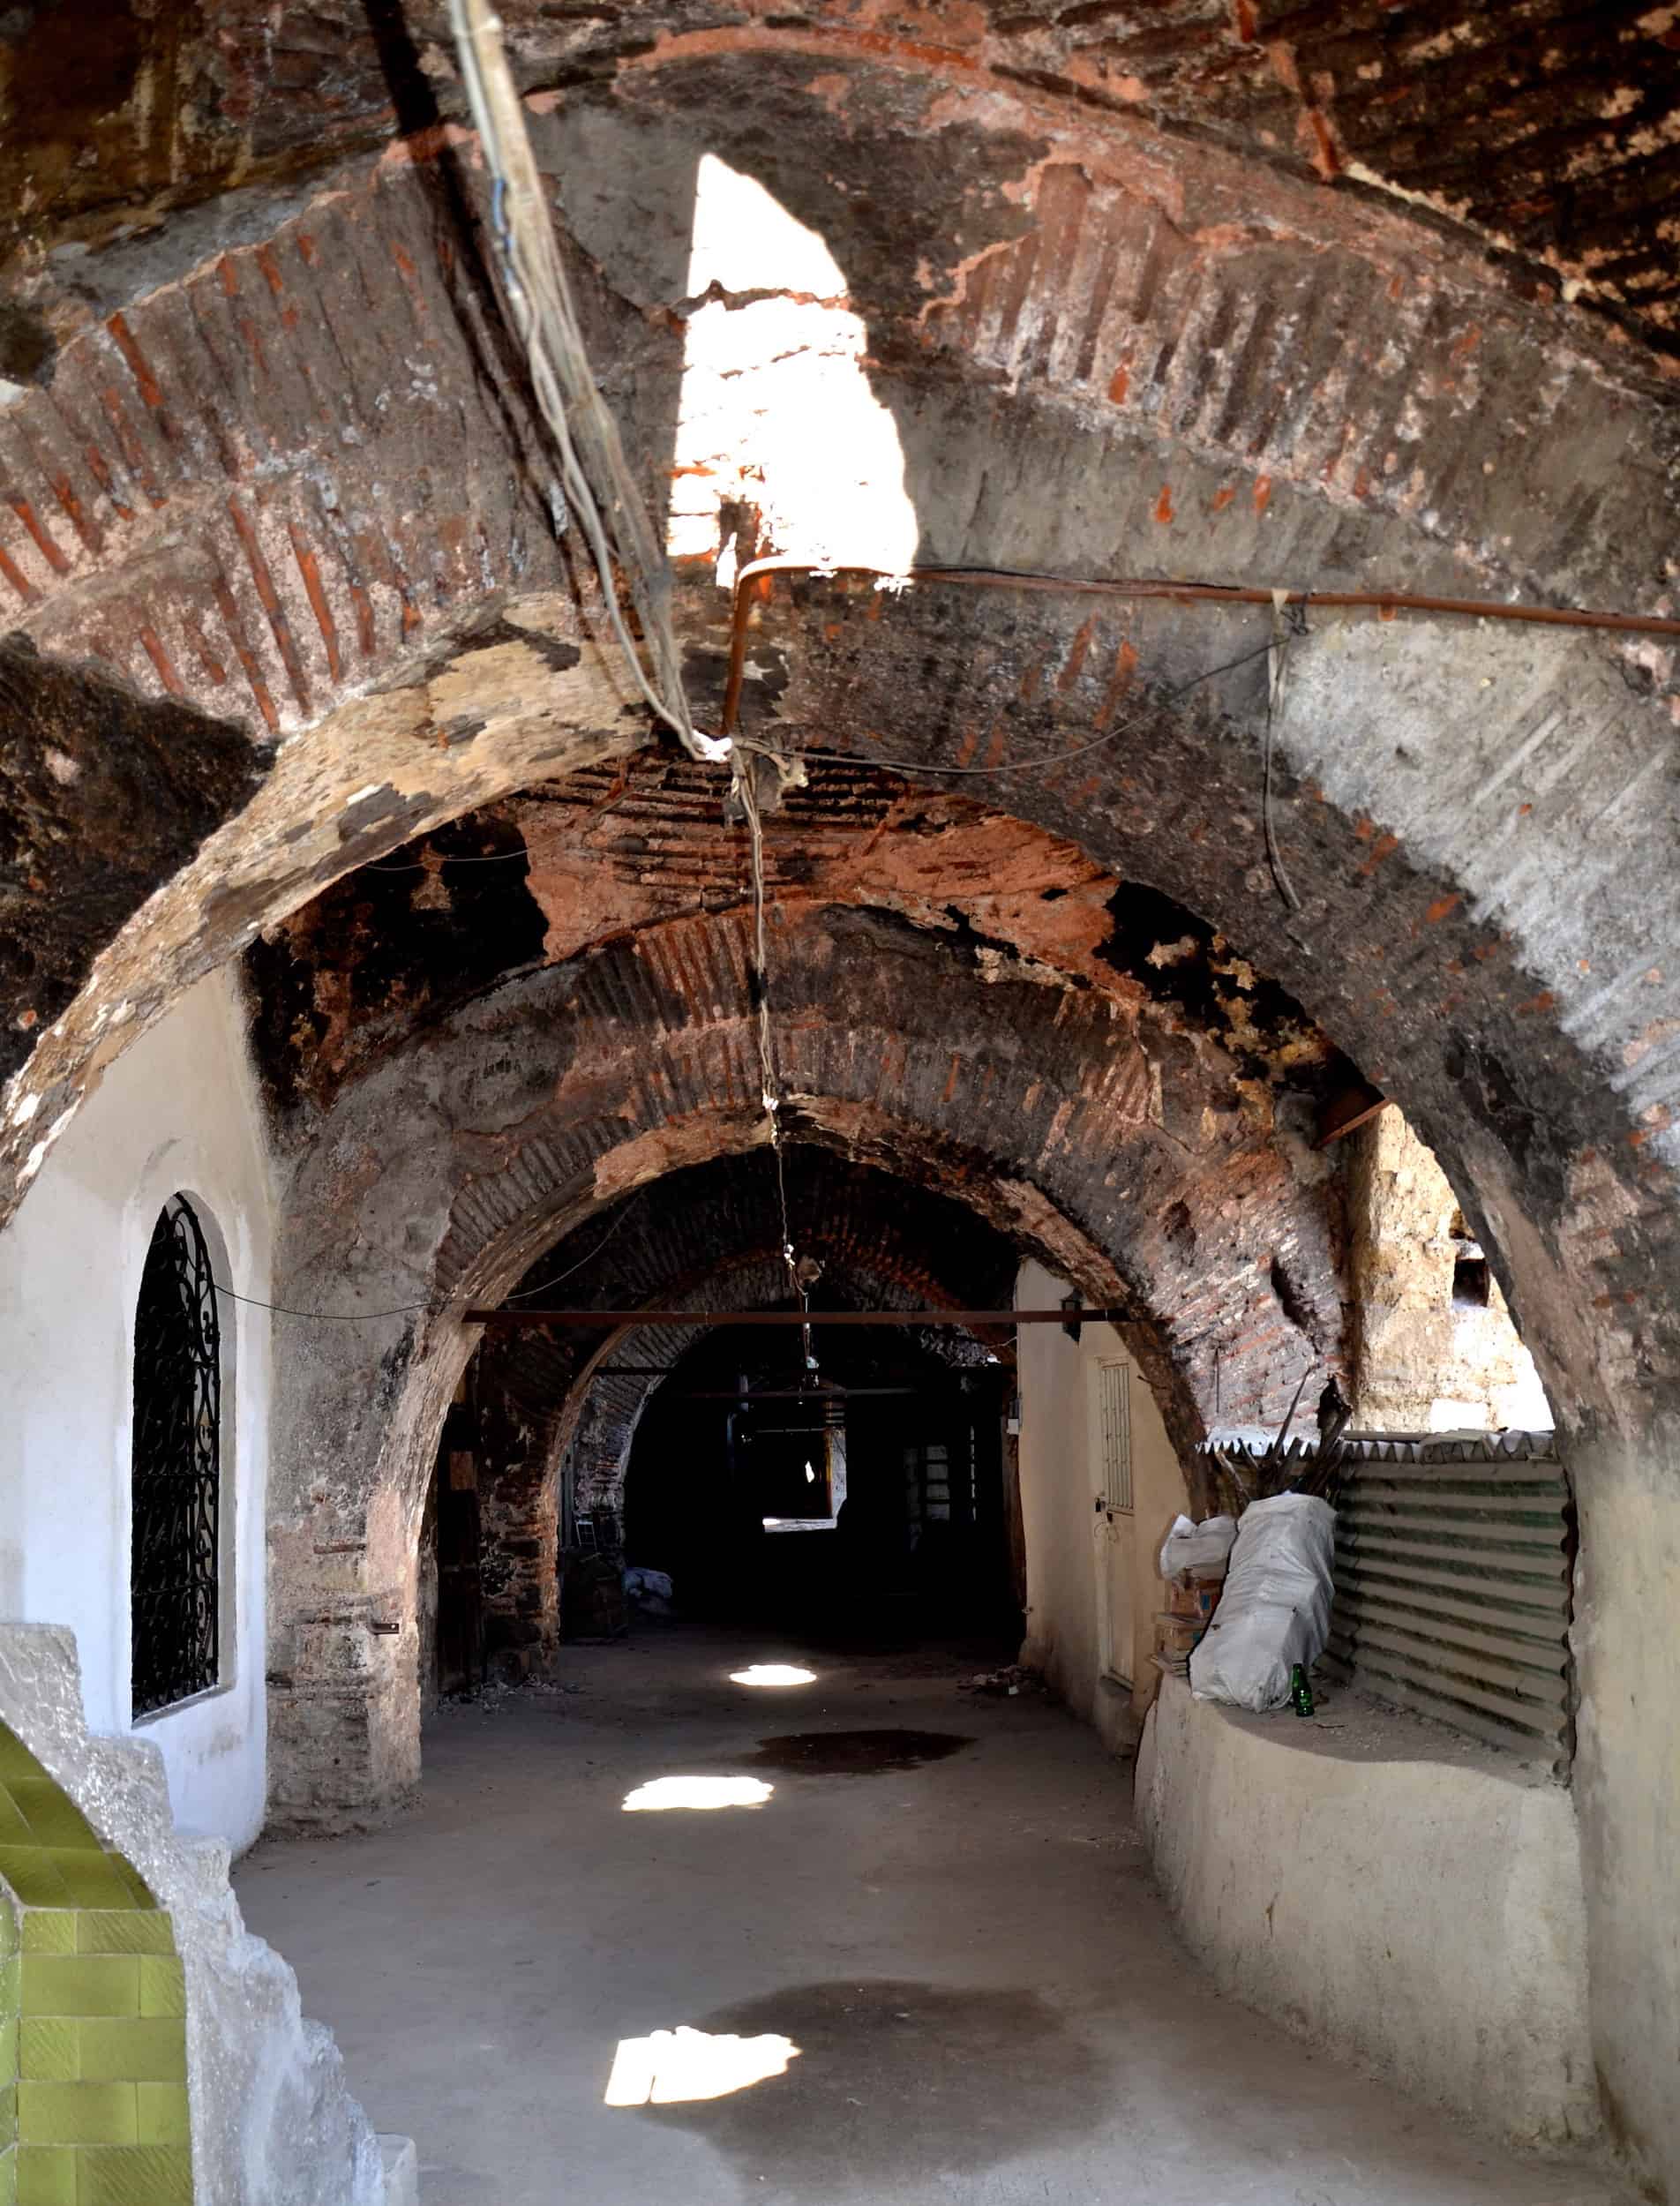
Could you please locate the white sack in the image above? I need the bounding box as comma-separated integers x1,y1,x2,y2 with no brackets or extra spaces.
1189,1492,1335,1711
1158,1513,1239,1579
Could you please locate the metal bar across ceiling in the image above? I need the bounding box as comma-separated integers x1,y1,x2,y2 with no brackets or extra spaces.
465,1307,1107,1329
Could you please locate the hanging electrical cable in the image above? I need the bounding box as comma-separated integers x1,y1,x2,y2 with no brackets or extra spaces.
734,761,814,1379
446,0,724,765
1264,589,1307,913
446,0,816,1332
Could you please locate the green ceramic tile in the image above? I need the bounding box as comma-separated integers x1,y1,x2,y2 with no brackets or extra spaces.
19,1962,139,2022
0,1961,19,2014
0,1905,19,1960
68,1927,167,1965
130,1971,178,2028
14,2147,73,2206
17,2083,136,2149
0,2018,18,2080
18,2025,78,2084
0,1865,71,1915
71,2030,182,2090
0,2142,15,2206
0,1738,46,1790
131,2090,187,2152
4,1793,98,1859
76,2144,192,2206
0,2082,16,2142
106,1871,153,1917
42,1870,131,1920
19,1925,72,1961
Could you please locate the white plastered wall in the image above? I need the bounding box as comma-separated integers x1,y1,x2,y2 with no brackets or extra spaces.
0,967,274,1850
1015,1259,1189,1750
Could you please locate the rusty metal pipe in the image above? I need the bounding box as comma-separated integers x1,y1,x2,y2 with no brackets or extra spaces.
719,555,1680,739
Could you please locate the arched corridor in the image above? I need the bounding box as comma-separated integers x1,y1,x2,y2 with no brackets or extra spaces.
4,3,1680,2199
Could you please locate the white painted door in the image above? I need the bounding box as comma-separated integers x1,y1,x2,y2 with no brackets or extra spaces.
1091,1358,1135,1685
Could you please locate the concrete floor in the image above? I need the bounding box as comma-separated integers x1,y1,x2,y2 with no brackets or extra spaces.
236,1628,1629,2205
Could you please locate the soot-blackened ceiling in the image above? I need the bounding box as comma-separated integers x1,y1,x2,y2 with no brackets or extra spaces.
244,747,1355,1123
5,2,1679,356
478,1144,1020,1407
470,1144,1023,1509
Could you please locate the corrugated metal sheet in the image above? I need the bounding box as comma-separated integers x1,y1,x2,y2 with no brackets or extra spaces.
1197,1428,1559,1467
1322,1452,1574,1772
1192,1430,1575,1771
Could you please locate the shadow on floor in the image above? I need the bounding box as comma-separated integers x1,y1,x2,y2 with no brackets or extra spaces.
636,1978,1110,2194
747,1730,975,1775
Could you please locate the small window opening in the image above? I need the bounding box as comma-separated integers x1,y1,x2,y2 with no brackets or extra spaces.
131,1194,223,1717
1098,1361,1133,1513
1451,1252,1491,1309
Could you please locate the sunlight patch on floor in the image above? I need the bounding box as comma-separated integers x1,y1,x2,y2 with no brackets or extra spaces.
730,1664,818,1687
622,1775,774,1812
604,2026,801,2106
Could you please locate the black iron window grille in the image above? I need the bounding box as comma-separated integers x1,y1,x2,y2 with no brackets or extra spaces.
131,1195,222,1717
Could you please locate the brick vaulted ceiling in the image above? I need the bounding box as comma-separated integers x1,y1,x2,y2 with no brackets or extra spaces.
258,756,1351,1441
244,753,1346,1115
3,0,1680,1442
473,1146,1024,1513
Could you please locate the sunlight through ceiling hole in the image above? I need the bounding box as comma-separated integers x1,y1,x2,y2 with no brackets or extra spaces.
730,1664,818,1688
622,1775,774,1812
667,154,917,577
604,2026,801,2106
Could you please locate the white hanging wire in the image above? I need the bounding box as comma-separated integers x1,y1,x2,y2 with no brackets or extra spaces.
446,0,727,765
446,0,805,1309
1264,587,1305,912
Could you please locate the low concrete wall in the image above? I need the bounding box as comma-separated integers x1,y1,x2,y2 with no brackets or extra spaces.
1136,1675,1598,2149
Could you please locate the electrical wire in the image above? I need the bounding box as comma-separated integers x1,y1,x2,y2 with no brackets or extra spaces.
207,1193,645,1326
1264,593,1305,912
364,845,541,874
735,762,808,1349
212,1281,435,1323
787,634,1280,779
500,1190,644,1302
446,0,720,763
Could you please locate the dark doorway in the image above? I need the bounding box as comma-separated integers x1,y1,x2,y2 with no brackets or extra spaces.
621,1317,1021,1647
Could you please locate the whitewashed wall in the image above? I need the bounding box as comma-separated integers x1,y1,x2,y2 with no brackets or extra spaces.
0,968,275,1850
1015,1258,1189,1751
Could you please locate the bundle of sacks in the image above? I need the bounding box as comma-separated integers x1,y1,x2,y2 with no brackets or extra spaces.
1184,1493,1336,1712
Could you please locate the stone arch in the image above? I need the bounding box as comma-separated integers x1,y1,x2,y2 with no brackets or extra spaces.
271,1097,1133,1827
1,84,1674,1446
464,1146,1030,1672
272,890,1339,1514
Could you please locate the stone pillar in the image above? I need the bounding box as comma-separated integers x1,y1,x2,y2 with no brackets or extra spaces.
476,1376,561,1685
1569,1418,1680,2199
264,1480,422,1832
263,1305,448,1834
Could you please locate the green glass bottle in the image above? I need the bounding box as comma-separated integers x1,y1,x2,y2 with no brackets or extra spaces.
1289,1662,1314,1718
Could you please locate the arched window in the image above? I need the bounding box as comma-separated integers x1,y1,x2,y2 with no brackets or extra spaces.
131,1195,223,1717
